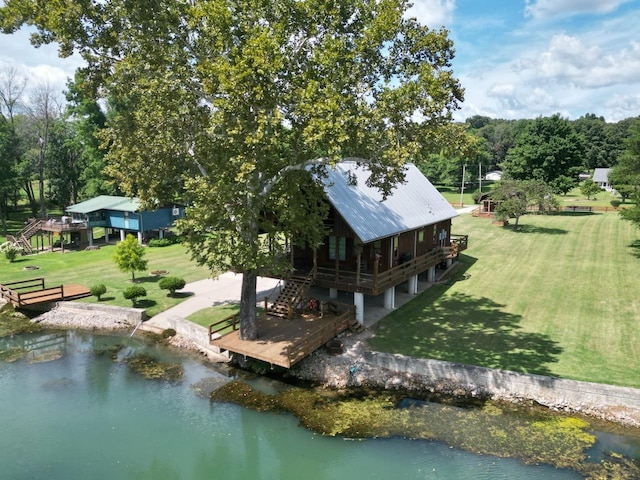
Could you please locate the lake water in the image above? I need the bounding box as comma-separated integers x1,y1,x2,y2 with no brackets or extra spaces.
0,330,628,479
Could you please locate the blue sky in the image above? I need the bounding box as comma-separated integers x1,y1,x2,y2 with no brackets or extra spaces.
1,0,639,122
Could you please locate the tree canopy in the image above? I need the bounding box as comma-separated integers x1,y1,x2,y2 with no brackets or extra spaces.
501,114,585,194
1,0,465,339
492,179,558,230
610,120,640,228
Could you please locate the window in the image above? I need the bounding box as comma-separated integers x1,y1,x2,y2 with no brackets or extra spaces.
418,231,424,242
328,236,346,261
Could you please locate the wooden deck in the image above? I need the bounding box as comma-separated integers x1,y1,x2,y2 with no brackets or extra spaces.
0,278,91,308
210,304,355,368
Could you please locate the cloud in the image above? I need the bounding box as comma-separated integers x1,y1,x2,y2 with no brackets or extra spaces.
514,34,640,89
525,0,633,19
406,0,456,27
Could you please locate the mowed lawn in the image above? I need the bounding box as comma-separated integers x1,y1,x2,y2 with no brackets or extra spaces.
0,243,209,317
368,211,640,388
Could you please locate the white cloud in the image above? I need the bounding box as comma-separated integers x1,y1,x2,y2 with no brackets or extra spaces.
406,0,456,27
525,0,633,19
514,34,640,89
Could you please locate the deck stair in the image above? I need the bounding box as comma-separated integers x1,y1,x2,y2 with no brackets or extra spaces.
267,273,314,319
7,219,42,254
347,318,365,333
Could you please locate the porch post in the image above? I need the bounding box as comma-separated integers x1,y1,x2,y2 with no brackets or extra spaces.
446,258,453,268
329,288,338,299
383,286,395,310
355,244,362,286
409,275,418,295
159,229,164,239
105,229,110,243
354,292,364,325
88,228,94,248
120,229,126,241
137,231,143,245
427,267,436,282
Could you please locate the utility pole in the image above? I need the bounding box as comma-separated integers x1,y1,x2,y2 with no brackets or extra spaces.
459,164,466,207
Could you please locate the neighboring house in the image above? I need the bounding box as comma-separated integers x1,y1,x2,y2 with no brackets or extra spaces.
291,161,467,324
484,170,503,181
64,195,185,246
592,168,612,191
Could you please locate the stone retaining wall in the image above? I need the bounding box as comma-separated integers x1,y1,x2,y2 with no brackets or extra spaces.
363,351,640,426
164,315,229,360
56,302,146,325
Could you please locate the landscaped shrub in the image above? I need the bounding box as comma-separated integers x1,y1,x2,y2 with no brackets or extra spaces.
123,285,147,306
0,241,21,262
158,276,186,296
148,236,182,247
90,284,107,301
161,328,177,339
611,199,621,208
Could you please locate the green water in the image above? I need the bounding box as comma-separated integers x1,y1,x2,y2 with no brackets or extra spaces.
0,331,609,479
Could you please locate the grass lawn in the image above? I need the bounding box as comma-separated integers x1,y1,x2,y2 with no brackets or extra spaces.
369,211,640,388
187,304,240,328
0,243,209,317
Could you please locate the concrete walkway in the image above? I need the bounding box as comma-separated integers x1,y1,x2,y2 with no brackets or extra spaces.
145,272,281,331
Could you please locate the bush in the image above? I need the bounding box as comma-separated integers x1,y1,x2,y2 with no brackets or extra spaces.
158,276,186,296
161,328,177,339
90,284,107,301
148,236,182,247
123,285,147,306
0,241,21,262
611,199,622,208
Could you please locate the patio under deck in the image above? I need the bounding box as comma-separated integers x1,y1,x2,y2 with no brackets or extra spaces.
210,307,354,369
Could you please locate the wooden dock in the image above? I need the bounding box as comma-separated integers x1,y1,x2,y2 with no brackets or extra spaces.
0,278,91,308
210,303,355,368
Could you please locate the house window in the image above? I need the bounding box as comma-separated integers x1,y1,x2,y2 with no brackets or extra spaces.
328,236,346,261
418,231,424,243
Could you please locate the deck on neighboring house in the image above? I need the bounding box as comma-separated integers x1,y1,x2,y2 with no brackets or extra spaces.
209,303,356,369
0,278,91,308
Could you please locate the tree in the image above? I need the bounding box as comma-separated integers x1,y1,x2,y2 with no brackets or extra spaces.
122,285,146,306
501,114,585,193
610,120,640,228
1,0,465,340
580,178,601,200
113,234,148,281
492,179,557,230
159,276,186,296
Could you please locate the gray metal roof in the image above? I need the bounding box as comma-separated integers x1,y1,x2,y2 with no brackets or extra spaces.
66,195,141,214
592,168,610,183
319,161,458,243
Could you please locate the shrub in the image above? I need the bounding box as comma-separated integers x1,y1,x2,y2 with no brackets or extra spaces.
123,285,147,306
148,236,181,247
610,199,621,208
90,284,107,301
161,328,177,339
158,276,186,296
0,241,21,262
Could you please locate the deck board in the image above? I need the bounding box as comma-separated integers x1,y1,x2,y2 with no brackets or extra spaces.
211,313,351,368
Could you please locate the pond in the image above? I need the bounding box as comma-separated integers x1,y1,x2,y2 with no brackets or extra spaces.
0,330,638,479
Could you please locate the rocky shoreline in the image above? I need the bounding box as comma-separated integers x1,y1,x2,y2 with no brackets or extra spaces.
17,304,640,429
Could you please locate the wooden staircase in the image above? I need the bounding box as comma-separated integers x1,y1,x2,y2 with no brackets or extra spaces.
267,273,314,319
6,219,42,254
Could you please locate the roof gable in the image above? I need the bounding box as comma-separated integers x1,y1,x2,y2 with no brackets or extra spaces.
592,168,610,183
319,162,458,243
66,195,140,214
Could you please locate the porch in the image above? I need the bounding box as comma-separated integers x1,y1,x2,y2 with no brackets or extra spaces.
311,235,468,295
209,302,355,368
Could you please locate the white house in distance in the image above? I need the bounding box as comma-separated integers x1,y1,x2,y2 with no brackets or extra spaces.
592,168,612,191
483,170,503,181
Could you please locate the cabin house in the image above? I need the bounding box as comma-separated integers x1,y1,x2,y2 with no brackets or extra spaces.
291,161,467,324
63,195,184,247
592,168,612,191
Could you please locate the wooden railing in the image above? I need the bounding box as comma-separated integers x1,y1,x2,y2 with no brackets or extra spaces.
0,278,57,307
208,313,240,340
285,302,354,366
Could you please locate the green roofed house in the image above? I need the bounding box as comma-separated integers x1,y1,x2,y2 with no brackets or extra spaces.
64,195,184,247
8,196,184,254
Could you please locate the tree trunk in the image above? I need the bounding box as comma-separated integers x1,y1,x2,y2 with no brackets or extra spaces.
239,270,258,341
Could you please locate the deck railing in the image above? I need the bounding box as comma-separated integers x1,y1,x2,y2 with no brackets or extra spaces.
208,313,240,340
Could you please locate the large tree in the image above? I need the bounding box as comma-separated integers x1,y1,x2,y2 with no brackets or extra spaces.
492,178,558,230
1,0,464,340
501,114,585,194
610,120,640,228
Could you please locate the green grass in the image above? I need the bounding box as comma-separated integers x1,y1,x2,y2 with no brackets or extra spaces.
0,243,209,317
369,211,640,388
187,304,240,328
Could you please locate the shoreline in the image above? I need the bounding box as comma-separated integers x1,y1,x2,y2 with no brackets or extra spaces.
15,303,640,429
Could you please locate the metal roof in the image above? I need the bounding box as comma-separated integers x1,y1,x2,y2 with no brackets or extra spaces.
592,168,610,183
319,162,458,243
65,195,141,214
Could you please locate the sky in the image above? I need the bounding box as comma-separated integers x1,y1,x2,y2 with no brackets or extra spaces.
0,0,639,123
